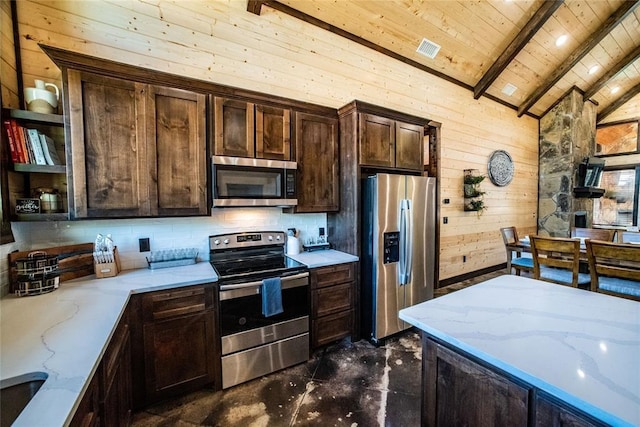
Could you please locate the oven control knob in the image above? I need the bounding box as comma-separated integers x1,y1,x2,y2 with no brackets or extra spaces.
267,235,273,241
223,238,230,245
275,235,281,241
213,239,220,246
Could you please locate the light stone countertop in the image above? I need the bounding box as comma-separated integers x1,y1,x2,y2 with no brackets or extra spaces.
399,275,640,427
286,249,358,268
1,262,218,427
1,250,357,426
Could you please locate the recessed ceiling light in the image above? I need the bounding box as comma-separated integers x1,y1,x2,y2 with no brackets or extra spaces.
502,83,518,96
555,35,568,47
611,86,620,94
588,65,599,75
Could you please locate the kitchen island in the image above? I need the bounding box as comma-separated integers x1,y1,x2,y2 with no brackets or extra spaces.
399,275,639,427
0,262,218,427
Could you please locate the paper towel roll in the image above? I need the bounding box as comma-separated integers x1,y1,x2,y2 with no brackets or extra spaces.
286,235,300,255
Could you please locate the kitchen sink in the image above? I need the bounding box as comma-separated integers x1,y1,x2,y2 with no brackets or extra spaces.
0,372,48,427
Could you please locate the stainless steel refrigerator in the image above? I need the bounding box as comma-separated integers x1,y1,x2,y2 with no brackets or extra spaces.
361,173,436,344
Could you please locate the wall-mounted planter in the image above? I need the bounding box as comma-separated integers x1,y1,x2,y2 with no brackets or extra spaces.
463,169,486,215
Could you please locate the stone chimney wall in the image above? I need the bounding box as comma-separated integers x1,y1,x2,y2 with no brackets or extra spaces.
538,89,597,237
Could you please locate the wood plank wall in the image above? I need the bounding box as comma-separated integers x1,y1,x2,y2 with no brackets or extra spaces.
3,0,540,281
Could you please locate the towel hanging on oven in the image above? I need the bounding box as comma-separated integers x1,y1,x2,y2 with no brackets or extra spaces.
262,277,283,317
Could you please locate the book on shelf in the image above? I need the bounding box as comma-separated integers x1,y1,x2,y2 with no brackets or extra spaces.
3,118,63,166
21,127,35,163
27,128,47,165
3,119,20,163
8,119,28,163
39,133,62,165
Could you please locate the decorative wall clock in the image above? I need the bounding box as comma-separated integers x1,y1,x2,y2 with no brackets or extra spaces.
488,150,514,187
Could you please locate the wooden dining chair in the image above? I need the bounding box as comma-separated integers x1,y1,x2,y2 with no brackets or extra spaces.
530,236,590,288
570,227,616,242
586,240,640,301
500,227,533,276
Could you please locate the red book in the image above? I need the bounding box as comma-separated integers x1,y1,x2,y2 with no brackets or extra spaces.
9,119,27,163
3,119,19,163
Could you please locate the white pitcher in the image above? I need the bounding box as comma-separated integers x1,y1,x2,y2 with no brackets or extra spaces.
24,79,60,114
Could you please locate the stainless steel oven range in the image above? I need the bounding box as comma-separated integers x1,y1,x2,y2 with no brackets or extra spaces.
209,231,309,389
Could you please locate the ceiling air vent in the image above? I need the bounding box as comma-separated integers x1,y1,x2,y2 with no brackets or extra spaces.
416,38,441,59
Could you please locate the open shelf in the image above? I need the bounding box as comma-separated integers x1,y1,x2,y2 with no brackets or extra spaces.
13,163,66,174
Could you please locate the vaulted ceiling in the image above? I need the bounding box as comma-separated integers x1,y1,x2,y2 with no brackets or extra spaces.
248,0,640,123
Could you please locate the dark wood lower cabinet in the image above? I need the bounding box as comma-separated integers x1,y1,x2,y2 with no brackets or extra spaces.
423,335,608,427
310,263,357,349
142,310,215,402
69,374,100,427
70,308,131,427
101,317,132,427
132,284,218,407
533,392,603,427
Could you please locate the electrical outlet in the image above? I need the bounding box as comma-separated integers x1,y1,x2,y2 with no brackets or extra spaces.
443,198,450,204
443,217,448,224
463,255,467,263
319,227,325,236
139,238,150,252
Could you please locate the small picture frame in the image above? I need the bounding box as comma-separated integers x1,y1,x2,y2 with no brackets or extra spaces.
15,198,41,214
595,120,640,156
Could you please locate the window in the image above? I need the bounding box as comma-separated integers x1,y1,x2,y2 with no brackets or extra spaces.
593,167,640,227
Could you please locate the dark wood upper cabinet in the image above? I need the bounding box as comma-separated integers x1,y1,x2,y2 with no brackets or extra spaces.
293,112,339,213
67,70,207,218
148,86,208,217
359,113,395,168
359,112,424,171
214,97,291,160
395,121,424,171
214,98,254,158
256,104,291,160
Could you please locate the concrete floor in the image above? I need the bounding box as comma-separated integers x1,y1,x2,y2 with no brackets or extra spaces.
132,270,507,427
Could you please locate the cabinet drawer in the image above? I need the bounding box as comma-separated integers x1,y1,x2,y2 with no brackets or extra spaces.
312,310,353,348
311,263,355,289
142,285,213,322
313,283,353,317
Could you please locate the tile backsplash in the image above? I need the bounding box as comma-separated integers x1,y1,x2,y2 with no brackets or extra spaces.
1,208,327,297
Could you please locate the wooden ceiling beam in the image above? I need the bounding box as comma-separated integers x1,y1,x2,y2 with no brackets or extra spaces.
517,0,640,117
247,0,265,15
583,44,640,101
597,81,640,123
473,0,563,100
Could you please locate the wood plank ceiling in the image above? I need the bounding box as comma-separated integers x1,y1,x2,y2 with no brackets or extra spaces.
248,0,640,123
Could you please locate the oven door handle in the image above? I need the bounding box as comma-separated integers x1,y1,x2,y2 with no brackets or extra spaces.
219,272,309,293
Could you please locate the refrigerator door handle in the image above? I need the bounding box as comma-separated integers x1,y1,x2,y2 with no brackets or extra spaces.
399,199,412,285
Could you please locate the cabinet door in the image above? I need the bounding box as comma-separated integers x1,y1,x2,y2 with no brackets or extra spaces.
294,112,339,212
359,113,395,168
214,98,254,158
534,393,603,427
102,331,132,427
424,339,529,427
256,105,291,160
148,86,207,216
69,374,100,427
395,121,423,171
143,311,215,403
68,70,149,218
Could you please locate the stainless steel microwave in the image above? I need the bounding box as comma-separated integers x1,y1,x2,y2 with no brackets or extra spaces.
212,156,297,207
